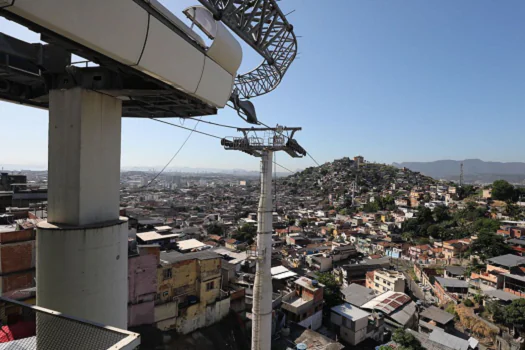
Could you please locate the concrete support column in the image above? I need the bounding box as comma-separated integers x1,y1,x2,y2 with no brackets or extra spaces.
251,151,273,350
37,88,127,328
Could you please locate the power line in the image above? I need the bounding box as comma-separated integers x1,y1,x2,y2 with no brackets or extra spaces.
306,152,321,167
274,162,293,173
142,117,202,188
187,117,240,129
89,88,296,174
149,118,222,139
148,117,294,173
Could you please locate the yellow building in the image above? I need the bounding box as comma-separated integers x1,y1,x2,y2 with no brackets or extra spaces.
154,251,230,334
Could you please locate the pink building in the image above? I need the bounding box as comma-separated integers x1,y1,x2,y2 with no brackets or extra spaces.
128,246,158,327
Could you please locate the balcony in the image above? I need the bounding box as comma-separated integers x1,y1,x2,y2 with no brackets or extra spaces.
0,297,139,349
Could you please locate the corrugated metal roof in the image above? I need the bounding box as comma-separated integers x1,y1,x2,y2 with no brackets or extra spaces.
428,328,470,350
487,254,525,268
484,289,520,302
420,306,454,325
435,277,468,288
361,291,411,315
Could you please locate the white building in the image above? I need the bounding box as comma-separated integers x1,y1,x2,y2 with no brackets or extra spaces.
330,303,384,346
366,269,406,293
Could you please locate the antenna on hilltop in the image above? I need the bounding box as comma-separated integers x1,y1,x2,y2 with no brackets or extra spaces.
459,162,464,188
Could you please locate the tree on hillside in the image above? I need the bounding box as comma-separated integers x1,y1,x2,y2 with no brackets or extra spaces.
363,200,380,213
316,272,343,309
457,185,476,200
299,219,308,231
469,231,512,261
505,202,521,219
427,225,445,240
492,180,515,201
206,222,224,236
434,205,451,222
416,207,433,225
391,328,424,350
504,298,525,333
472,218,501,233
455,202,486,221
232,224,257,245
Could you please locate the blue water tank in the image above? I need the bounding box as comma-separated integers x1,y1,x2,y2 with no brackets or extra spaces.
296,344,307,350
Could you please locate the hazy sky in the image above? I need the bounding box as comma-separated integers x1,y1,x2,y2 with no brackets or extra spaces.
1,0,524,171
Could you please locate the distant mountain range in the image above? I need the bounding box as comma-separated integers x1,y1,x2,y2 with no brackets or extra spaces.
393,159,525,184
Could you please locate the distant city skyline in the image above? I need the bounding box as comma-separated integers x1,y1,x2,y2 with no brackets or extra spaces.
1,0,524,171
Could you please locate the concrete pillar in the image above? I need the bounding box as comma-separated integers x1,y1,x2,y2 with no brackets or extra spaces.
36,88,127,328
251,151,273,350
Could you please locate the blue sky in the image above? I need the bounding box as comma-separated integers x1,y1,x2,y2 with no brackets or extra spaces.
1,0,524,171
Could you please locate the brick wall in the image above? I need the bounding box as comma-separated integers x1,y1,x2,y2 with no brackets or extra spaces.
0,228,34,244
2,271,35,294
0,241,35,275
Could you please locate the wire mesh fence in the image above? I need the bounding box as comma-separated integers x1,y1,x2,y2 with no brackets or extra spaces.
0,297,139,349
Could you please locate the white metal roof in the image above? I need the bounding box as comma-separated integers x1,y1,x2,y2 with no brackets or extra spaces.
273,271,298,280
211,247,248,264
137,231,183,242
331,303,370,321
177,239,205,251
136,231,162,241
271,266,289,276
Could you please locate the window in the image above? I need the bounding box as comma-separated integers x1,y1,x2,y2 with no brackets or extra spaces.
163,268,172,280
206,281,215,291
162,291,169,297
375,283,379,287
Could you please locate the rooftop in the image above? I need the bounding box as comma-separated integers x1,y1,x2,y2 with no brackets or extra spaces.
360,291,412,315
136,231,183,242
341,283,377,307
503,273,525,283
484,289,521,302
375,269,406,279
508,238,525,246
271,266,298,280
445,266,466,276
487,254,525,268
294,277,323,292
177,238,206,251
331,303,371,321
420,306,455,325
435,277,469,289
212,247,248,264
159,250,219,265
428,327,478,350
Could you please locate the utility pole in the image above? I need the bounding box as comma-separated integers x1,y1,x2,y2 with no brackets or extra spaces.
222,126,305,350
